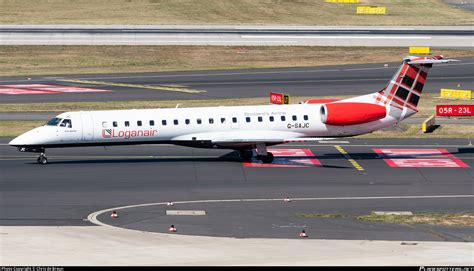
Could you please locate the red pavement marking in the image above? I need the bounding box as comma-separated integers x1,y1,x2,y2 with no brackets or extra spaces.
243,148,321,168
373,148,469,168
0,84,112,95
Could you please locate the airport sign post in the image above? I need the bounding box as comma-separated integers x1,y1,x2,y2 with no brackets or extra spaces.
436,105,474,117
270,92,290,105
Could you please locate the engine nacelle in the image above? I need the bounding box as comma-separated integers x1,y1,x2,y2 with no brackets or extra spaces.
301,99,340,104
320,102,387,126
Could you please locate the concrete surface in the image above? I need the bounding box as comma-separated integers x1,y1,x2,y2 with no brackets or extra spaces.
0,226,472,265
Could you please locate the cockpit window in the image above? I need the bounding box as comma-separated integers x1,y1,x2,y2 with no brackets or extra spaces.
46,118,62,126
60,119,72,128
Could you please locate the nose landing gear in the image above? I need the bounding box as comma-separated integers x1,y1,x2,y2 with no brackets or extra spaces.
37,153,48,165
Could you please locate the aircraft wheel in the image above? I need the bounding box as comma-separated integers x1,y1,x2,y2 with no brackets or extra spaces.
37,154,48,165
260,153,274,164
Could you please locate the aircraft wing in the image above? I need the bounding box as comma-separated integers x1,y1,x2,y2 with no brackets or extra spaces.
211,137,332,144
172,130,333,146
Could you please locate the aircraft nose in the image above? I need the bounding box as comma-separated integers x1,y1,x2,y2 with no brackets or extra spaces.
9,128,41,146
9,133,29,146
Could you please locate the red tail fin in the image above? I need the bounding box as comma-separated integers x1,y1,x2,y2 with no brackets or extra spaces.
373,55,457,120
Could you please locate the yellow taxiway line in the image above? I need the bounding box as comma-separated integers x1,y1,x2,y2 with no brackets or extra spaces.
334,145,364,171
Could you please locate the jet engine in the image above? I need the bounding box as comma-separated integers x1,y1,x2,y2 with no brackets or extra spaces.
320,102,387,126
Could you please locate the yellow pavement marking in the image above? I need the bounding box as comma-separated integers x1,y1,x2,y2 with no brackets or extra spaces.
58,79,206,94
334,145,364,171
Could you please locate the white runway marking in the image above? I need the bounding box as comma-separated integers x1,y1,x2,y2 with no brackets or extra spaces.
242,35,433,39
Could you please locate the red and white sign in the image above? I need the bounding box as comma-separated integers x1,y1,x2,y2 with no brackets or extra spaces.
436,105,474,116
373,148,469,168
243,148,321,168
270,92,289,105
0,84,112,95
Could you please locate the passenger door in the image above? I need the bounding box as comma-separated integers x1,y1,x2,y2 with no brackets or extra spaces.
80,113,94,141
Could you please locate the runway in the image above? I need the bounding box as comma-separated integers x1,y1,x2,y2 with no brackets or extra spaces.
1,137,472,241
1,58,473,103
1,25,472,46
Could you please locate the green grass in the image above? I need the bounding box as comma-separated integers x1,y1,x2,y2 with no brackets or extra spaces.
0,120,46,137
2,46,473,77
357,212,474,226
297,212,474,226
0,0,472,25
296,213,352,219
0,96,324,112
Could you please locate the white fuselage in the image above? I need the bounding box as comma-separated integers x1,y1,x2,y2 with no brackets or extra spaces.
10,103,398,149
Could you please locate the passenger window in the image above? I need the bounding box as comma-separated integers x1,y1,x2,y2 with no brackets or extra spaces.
281,116,286,121
292,115,297,121
197,118,202,124
304,115,309,121
209,118,214,124
137,121,142,126
221,118,226,124
246,117,251,123
162,120,167,126
269,116,274,122
60,119,72,128
185,119,190,125
149,120,154,126
102,121,108,128
174,119,178,125
232,117,237,123
113,121,118,127
258,116,263,122
125,121,130,127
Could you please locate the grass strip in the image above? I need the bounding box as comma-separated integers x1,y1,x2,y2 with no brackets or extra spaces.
1,0,472,25
297,212,474,226
1,46,473,77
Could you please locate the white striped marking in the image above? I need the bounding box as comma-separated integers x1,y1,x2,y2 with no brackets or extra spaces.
166,210,206,216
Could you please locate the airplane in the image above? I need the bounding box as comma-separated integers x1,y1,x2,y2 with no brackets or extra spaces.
9,55,455,164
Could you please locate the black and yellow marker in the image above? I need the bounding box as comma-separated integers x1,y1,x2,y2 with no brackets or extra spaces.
334,145,364,171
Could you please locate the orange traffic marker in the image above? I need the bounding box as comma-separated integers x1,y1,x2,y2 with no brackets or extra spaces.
299,230,308,238
169,225,177,232
111,211,119,218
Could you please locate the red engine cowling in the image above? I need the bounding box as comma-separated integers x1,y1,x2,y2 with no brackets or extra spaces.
320,102,386,126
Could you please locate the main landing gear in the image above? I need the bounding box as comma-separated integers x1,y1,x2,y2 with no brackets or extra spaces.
239,143,274,163
37,153,48,165
258,152,274,163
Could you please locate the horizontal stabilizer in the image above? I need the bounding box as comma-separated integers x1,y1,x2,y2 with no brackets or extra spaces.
405,55,459,65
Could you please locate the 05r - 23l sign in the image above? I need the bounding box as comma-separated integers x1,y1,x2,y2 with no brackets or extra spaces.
436,105,474,116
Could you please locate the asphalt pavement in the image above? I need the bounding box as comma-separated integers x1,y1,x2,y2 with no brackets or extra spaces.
1,58,472,103
1,138,472,240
